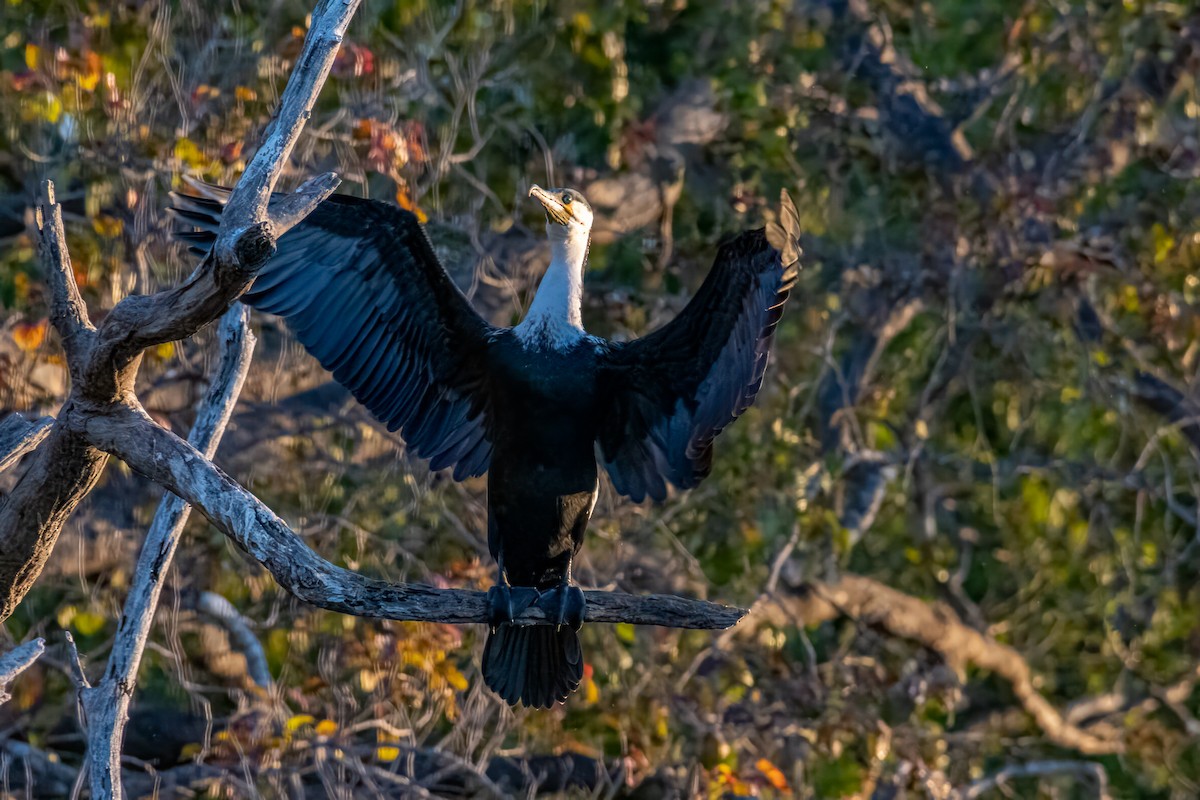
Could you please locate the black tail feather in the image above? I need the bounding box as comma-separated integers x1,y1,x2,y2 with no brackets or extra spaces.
483,624,583,708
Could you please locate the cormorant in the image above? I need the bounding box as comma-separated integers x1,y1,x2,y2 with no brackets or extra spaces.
172,183,801,708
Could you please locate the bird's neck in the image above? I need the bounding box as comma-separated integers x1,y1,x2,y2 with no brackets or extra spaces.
516,226,589,347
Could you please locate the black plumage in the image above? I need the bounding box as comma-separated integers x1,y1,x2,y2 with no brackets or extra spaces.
172,183,801,708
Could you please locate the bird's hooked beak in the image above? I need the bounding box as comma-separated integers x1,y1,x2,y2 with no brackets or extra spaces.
529,185,572,226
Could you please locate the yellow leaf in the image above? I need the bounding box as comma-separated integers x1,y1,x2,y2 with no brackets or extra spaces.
154,342,175,360
92,214,123,238
235,86,257,102
440,663,468,692
13,319,47,352
174,138,205,168
179,743,203,759
315,719,337,736
284,714,315,733
57,605,77,629
24,43,38,70
376,746,400,761
73,610,107,636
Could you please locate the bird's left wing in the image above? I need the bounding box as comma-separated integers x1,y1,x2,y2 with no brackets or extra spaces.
596,191,800,502
172,187,496,480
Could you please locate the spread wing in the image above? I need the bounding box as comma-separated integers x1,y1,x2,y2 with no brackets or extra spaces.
596,191,801,502
172,187,495,480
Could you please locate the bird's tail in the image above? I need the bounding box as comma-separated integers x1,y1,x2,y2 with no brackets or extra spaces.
482,623,583,708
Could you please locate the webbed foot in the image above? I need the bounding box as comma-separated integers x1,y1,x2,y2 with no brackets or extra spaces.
486,584,540,630
536,584,586,630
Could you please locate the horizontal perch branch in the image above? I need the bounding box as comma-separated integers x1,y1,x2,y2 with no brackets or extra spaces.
77,402,744,630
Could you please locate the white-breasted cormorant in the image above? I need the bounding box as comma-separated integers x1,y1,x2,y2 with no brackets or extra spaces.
173,183,801,708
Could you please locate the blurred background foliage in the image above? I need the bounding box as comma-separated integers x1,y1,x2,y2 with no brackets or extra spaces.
2,0,1200,797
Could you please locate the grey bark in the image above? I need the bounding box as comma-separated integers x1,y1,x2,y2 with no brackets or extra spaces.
0,414,54,473
0,638,45,705
82,305,255,800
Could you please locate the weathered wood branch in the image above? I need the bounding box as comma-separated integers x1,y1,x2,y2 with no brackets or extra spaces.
0,0,356,625
0,184,112,622
196,589,273,689
954,759,1111,800
755,573,1121,755
83,305,255,800
76,401,745,630
36,182,95,364
0,413,54,473
0,638,45,705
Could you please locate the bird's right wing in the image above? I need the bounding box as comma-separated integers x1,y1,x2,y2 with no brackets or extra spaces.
172,187,495,479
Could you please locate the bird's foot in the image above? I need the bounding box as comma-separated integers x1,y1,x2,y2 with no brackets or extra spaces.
486,584,540,630
536,584,586,631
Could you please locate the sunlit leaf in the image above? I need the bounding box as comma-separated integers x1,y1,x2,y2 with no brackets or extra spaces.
395,184,428,224
755,758,790,791
92,214,123,238
284,714,315,734
13,319,47,352
73,610,106,637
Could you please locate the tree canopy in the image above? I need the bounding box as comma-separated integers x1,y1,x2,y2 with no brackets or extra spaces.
2,0,1200,797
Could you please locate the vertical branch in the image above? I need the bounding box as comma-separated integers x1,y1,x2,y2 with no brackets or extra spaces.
82,306,254,799
0,182,107,621
36,181,95,364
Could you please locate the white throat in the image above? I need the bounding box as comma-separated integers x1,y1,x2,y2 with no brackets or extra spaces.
514,224,589,349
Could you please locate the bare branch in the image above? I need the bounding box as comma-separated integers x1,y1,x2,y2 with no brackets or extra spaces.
197,590,273,689
0,414,53,474
0,638,45,704
83,305,254,800
85,1,352,378
757,574,1122,755
0,0,355,625
0,427,109,621
954,760,1111,800
35,180,94,365
78,403,745,630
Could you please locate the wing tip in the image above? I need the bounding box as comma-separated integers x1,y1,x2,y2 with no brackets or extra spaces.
766,189,801,270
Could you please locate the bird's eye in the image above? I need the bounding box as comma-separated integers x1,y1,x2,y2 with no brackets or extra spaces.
561,192,573,205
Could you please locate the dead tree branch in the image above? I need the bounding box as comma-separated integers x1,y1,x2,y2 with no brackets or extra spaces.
0,638,45,705
756,573,1122,755
0,413,53,473
73,400,749,629
196,590,273,689
0,0,351,624
83,305,255,800
954,759,1111,800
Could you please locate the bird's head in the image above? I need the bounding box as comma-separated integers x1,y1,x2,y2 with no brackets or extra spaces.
529,185,593,236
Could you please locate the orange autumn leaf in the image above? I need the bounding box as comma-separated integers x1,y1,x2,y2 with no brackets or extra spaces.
755,758,790,791
395,184,428,224
13,319,48,352
234,85,257,102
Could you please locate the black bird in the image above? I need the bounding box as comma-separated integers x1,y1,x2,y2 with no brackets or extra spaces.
172,182,801,708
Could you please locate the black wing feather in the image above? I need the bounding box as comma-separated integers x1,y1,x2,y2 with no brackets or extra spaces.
597,191,801,502
171,187,496,477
